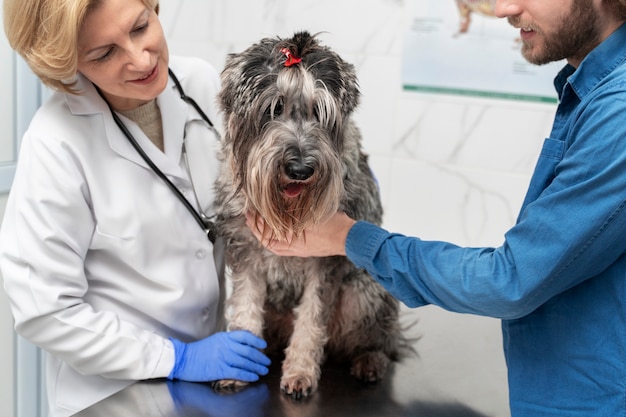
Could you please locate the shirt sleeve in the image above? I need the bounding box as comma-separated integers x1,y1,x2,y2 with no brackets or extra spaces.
346,92,626,320
346,222,530,317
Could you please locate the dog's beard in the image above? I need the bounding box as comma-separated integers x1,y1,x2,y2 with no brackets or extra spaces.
238,125,343,243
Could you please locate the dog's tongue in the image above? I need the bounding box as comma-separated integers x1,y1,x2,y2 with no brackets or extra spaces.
284,183,304,198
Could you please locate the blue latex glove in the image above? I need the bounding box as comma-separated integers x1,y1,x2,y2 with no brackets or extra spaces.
167,331,271,382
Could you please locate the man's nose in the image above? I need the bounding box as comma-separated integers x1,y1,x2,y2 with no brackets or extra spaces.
493,0,522,19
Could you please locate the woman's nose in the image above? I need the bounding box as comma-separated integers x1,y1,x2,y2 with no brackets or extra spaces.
126,44,151,70
493,0,522,18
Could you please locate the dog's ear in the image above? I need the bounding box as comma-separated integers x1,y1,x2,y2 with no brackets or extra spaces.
218,54,237,116
330,58,360,117
219,38,279,117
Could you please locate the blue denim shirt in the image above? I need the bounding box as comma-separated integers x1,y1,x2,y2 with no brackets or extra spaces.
346,24,626,416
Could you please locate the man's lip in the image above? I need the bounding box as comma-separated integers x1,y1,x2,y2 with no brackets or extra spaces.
519,27,535,40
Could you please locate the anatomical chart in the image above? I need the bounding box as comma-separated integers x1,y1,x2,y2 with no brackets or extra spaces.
402,0,564,103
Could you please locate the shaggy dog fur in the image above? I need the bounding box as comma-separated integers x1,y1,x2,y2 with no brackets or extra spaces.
213,31,409,398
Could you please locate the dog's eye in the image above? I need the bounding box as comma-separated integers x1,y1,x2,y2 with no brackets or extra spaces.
273,98,284,118
314,104,331,125
263,98,284,122
313,106,320,122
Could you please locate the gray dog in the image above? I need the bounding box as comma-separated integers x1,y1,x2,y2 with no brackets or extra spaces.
213,31,409,398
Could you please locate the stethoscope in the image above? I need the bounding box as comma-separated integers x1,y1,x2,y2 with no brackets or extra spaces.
100,69,219,243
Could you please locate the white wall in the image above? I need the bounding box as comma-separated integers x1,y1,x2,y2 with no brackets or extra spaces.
0,1,558,416
0,195,14,417
0,2,16,413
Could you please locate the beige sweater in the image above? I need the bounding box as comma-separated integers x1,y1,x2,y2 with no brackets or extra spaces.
118,99,164,151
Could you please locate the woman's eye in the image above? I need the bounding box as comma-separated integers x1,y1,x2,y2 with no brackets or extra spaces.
92,23,147,63
95,48,114,63
132,23,149,34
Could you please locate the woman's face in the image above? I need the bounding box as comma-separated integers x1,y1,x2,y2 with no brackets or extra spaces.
77,0,169,111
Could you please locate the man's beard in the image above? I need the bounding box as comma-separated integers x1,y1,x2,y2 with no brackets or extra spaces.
510,0,601,65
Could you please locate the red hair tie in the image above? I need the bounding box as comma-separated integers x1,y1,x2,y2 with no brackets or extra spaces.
281,47,302,67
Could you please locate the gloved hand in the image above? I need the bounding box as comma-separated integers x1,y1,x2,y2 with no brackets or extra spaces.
167,331,271,382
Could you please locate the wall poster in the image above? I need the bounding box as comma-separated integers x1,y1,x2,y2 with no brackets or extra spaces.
402,0,563,103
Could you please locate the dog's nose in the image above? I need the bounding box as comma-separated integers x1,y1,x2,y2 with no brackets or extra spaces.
285,162,314,181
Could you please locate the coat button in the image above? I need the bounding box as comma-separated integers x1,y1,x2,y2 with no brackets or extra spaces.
195,249,207,259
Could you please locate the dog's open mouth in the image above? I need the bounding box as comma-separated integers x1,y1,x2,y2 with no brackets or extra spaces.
283,183,305,198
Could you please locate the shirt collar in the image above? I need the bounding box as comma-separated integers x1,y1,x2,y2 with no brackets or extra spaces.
64,73,110,115
555,22,626,101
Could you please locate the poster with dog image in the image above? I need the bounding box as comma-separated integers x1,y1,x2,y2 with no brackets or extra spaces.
402,0,564,103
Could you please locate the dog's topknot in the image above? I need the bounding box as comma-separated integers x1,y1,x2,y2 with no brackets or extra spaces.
277,31,321,65
219,31,360,122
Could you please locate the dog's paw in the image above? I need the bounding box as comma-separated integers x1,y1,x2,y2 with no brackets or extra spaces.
211,379,249,393
350,351,390,383
280,374,318,399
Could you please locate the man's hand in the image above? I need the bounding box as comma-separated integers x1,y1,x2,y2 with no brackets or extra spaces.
245,211,356,257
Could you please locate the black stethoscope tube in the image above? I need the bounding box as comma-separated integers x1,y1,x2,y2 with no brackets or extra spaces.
99,69,218,243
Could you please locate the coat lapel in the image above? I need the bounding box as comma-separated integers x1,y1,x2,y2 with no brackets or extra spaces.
65,73,189,180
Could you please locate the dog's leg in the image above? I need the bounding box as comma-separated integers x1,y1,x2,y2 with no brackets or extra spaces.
328,267,404,383
280,265,335,398
213,264,268,392
227,267,267,336
456,0,472,34
350,350,391,382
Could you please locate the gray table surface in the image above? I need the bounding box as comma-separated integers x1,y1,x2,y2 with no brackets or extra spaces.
73,306,510,417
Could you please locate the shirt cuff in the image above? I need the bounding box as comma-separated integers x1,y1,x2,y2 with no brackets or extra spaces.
151,338,176,379
345,221,390,269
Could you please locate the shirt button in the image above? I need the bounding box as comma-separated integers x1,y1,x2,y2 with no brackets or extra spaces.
195,249,207,259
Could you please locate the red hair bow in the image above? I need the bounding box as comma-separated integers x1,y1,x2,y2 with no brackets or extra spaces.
281,47,302,67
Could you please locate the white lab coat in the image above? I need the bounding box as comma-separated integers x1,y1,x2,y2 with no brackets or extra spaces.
0,56,225,416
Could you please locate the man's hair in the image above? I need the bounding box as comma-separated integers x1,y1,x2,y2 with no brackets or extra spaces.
3,0,159,94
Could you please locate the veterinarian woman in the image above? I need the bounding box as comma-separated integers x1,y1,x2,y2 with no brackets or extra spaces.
249,0,626,416
0,0,270,415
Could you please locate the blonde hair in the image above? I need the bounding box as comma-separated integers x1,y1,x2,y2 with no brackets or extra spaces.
3,0,159,94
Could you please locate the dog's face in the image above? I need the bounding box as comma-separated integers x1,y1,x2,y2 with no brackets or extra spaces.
219,32,361,241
